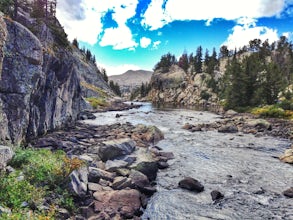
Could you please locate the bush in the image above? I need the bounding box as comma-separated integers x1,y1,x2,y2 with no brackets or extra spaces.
85,97,108,109
1,148,85,218
0,171,45,209
251,105,293,119
277,99,293,110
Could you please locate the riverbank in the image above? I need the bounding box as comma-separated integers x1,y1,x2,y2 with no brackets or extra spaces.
1,102,292,219
27,120,171,219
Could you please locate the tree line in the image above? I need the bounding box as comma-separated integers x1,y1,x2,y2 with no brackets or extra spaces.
153,36,293,110
0,0,57,19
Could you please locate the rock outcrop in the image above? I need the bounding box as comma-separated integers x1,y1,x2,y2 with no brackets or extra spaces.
0,13,111,145
149,65,219,107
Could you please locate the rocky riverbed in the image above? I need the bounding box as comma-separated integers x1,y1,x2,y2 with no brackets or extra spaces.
1,102,292,219
80,102,292,220
29,120,172,219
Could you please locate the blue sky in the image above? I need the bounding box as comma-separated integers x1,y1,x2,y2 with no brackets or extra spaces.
56,0,293,75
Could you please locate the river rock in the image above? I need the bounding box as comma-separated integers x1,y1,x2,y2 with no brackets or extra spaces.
218,125,238,133
157,161,169,169
279,148,293,164
93,189,141,219
112,176,132,190
105,159,129,172
246,119,271,131
88,167,116,183
134,161,158,181
99,138,136,162
211,190,224,201
178,177,204,192
283,187,293,198
129,170,150,188
0,145,14,170
68,169,88,198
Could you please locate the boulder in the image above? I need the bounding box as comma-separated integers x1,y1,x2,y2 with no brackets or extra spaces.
129,170,150,188
112,176,132,190
134,161,158,182
105,159,129,172
93,189,141,219
68,168,88,198
178,177,204,192
218,125,238,133
99,138,136,162
0,145,14,170
88,167,116,182
279,148,293,164
283,187,293,198
211,190,224,201
246,119,271,131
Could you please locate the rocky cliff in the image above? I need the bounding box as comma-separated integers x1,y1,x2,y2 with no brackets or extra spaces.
0,12,111,145
149,65,218,107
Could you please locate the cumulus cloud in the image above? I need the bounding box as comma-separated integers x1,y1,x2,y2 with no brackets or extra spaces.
99,26,138,50
99,63,141,76
140,37,152,48
142,0,286,30
56,0,102,44
57,0,138,48
222,18,279,50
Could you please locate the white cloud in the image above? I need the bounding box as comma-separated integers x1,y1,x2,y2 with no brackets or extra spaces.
222,19,279,50
141,0,171,30
142,0,286,30
56,1,103,45
140,37,152,48
99,26,138,50
99,63,141,76
152,41,161,50
57,0,139,49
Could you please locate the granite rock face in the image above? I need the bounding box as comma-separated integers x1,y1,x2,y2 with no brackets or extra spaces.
149,64,219,107
0,15,111,145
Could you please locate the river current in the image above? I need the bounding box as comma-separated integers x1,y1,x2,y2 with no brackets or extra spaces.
84,102,293,220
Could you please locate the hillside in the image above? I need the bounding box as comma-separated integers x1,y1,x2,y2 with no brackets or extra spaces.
109,70,153,94
149,41,293,111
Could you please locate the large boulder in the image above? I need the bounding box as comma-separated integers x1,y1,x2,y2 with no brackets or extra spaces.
99,138,136,162
178,177,204,192
93,189,141,219
279,148,293,164
0,145,14,170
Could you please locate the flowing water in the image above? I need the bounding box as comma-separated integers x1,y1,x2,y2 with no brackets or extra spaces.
84,102,293,220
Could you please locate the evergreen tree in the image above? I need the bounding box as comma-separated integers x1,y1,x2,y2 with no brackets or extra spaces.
86,49,92,61
219,45,229,58
178,52,189,72
194,46,203,73
154,52,177,73
101,68,108,83
72,38,79,48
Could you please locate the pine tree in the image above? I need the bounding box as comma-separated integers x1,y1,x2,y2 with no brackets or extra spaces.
72,38,79,48
178,52,189,73
101,68,108,83
194,46,203,73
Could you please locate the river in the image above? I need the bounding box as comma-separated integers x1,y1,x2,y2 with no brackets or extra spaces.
84,102,293,220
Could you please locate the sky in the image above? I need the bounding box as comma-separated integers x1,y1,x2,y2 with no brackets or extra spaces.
56,0,293,75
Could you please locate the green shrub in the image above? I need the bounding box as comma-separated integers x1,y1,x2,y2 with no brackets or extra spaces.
200,90,211,101
277,99,293,110
1,148,85,218
0,171,44,209
85,97,108,109
251,105,293,119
